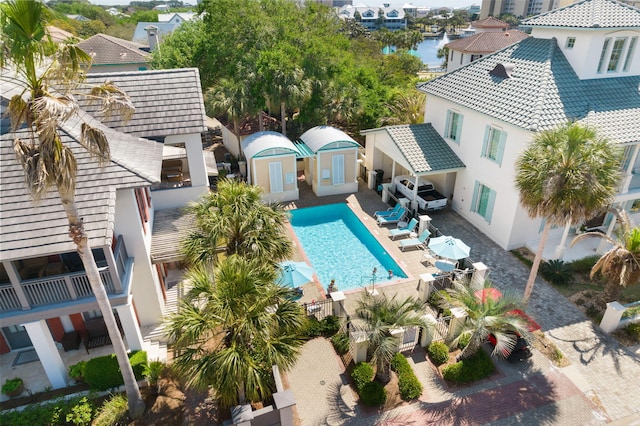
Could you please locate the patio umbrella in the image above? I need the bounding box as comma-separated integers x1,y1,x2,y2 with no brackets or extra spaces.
278,261,316,288
428,235,470,260
434,259,456,273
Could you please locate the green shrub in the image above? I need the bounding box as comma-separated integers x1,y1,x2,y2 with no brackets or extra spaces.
569,255,599,274
93,393,129,426
625,322,640,338
2,377,23,394
69,360,87,381
302,317,324,338
442,350,495,383
0,396,95,426
427,341,449,366
330,332,350,355
351,362,374,392
321,315,341,335
458,334,471,350
144,360,165,386
390,353,423,400
510,249,533,267
84,351,147,391
359,381,386,406
540,259,572,285
622,305,640,319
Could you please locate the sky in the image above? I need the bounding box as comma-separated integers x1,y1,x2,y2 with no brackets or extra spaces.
88,1,478,9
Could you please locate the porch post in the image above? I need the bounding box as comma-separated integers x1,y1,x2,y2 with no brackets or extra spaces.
23,319,67,389
103,245,123,293
3,261,31,309
115,303,144,351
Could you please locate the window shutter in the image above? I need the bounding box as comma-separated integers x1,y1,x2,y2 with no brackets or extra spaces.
332,155,345,185
470,181,480,213
444,110,451,139
485,188,496,224
496,130,507,166
269,162,283,193
481,126,490,158
455,114,463,143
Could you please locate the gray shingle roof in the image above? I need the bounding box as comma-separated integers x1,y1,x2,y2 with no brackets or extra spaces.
364,124,466,174
417,37,640,141
82,68,208,138
445,30,529,54
0,116,163,261
77,33,150,66
132,22,181,44
521,0,640,29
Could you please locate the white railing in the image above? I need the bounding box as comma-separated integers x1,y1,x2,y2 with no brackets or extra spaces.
0,285,21,311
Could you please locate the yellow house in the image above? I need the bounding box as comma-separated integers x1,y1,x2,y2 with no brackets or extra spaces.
242,131,300,203
297,126,361,197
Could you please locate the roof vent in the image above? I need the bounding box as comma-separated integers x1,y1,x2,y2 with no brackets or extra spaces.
489,63,515,78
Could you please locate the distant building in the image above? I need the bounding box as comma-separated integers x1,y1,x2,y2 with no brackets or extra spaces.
132,12,199,47
77,33,151,73
46,26,74,44
479,0,575,19
338,5,408,31
445,29,529,71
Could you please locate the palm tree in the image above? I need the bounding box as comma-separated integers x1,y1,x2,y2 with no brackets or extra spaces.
165,255,306,409
514,123,621,303
439,282,532,360
205,76,252,156
355,293,428,383
571,209,640,302
271,66,312,137
181,179,292,265
0,0,145,417
382,90,426,125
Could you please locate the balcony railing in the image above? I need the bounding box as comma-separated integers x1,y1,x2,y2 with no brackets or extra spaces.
0,237,130,313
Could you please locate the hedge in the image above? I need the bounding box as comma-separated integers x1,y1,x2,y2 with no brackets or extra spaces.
330,332,350,355
0,396,94,426
359,381,386,407
351,362,374,392
427,341,449,366
441,350,495,383
84,351,147,391
390,353,423,400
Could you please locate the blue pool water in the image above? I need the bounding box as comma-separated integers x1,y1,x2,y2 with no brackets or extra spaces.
289,203,407,292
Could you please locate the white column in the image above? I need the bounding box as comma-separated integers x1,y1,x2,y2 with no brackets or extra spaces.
420,314,437,347
23,319,67,389
330,291,346,318
471,262,489,289
419,273,435,301
60,315,74,333
446,307,467,343
115,304,144,351
350,330,369,364
600,301,626,333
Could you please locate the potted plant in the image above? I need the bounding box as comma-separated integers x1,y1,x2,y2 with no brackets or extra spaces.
68,360,86,383
2,377,24,398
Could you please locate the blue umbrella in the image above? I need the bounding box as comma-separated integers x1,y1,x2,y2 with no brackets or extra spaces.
428,236,470,260
278,261,316,288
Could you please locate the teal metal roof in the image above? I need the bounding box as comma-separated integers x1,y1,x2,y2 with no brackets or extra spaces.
521,0,640,29
241,131,297,160
417,37,640,142
299,126,360,153
363,124,466,174
293,140,315,158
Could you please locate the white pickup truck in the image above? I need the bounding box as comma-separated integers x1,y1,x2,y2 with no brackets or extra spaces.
393,175,448,211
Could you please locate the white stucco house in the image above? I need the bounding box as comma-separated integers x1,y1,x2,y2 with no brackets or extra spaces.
366,0,640,259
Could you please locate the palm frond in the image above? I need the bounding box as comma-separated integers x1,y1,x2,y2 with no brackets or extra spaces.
80,123,110,164
88,81,135,123
31,93,78,142
7,94,29,131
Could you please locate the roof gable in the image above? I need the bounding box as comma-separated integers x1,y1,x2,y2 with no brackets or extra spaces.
472,16,510,29
521,0,640,29
445,30,529,54
418,37,640,141
78,33,150,66
82,68,207,139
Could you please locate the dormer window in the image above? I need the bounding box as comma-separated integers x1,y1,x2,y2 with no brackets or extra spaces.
566,37,575,49
598,36,635,74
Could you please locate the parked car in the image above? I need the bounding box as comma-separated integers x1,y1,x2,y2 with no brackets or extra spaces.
392,175,448,211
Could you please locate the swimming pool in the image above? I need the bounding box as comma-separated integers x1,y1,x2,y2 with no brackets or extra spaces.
289,203,407,292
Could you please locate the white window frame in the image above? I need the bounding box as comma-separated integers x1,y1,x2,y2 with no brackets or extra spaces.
444,109,463,144
623,37,637,72
566,37,575,49
470,181,496,224
607,37,627,72
269,161,284,193
332,154,345,185
481,125,507,166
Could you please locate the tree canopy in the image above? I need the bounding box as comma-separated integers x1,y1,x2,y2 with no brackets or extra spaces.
152,0,423,137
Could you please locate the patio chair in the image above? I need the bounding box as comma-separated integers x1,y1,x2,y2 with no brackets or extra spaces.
373,203,401,219
377,208,407,226
422,250,437,265
398,230,431,251
389,218,419,240
83,318,111,354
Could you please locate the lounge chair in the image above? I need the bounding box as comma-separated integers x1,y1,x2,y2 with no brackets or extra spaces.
389,218,419,240
374,203,401,219
377,208,407,226
398,230,431,251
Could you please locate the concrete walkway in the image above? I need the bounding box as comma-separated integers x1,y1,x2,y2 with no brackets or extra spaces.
285,186,640,425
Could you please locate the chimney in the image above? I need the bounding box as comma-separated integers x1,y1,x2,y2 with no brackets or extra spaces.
145,25,160,51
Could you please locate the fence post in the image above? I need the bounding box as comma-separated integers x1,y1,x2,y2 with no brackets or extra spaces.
350,330,369,364
600,301,626,333
330,291,346,318
420,313,438,347
419,273,435,301
446,307,467,343
471,262,489,290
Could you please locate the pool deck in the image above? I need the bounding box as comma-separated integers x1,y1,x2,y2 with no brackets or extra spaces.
283,179,440,311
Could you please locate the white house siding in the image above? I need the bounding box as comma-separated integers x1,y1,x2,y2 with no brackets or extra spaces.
426,95,564,250
531,27,640,80
114,188,164,325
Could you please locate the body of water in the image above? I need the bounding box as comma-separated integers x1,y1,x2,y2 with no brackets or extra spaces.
415,34,450,68
289,203,407,292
